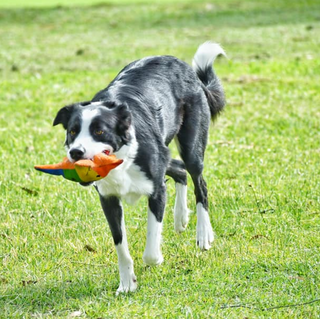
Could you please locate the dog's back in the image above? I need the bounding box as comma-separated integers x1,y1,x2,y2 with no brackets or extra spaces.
92,44,225,146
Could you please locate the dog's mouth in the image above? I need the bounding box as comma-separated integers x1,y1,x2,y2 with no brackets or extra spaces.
103,149,110,155
77,150,111,187
79,181,93,187
69,149,111,162
86,150,111,161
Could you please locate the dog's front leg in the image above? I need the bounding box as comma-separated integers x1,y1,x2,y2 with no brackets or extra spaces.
143,183,166,266
99,195,137,294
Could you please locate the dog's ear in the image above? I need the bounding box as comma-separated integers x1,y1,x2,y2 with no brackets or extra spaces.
115,103,132,142
53,105,74,129
53,101,90,129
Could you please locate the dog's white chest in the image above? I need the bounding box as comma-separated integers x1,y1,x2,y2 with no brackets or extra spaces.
96,162,154,204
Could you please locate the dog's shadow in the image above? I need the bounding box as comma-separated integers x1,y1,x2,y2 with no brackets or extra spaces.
2,275,122,314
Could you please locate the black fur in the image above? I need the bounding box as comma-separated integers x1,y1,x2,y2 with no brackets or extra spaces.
54,102,132,153
53,101,91,129
166,159,187,185
54,54,224,248
99,195,123,245
53,46,225,292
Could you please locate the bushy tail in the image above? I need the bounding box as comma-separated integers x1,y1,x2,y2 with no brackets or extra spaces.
192,41,226,120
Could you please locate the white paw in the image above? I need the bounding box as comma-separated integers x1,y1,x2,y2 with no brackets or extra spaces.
116,273,137,295
196,203,214,250
143,251,164,266
174,207,189,233
197,224,214,250
144,209,163,266
174,184,189,233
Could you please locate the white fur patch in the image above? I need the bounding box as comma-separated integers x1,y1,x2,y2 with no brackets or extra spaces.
143,209,163,266
174,183,189,233
192,41,227,72
96,130,154,204
123,57,155,74
67,108,111,161
115,210,137,295
196,203,214,250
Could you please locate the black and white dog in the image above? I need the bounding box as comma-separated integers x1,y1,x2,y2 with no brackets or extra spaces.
53,42,226,294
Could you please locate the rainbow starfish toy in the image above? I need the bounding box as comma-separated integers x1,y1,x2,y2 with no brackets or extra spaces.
34,153,123,183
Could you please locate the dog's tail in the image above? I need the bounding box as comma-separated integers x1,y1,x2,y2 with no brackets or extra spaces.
192,41,226,120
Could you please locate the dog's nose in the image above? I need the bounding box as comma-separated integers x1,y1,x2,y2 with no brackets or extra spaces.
69,148,85,161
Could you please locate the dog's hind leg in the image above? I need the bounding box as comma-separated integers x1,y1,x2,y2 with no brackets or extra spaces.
183,159,214,250
192,175,214,250
166,159,190,233
176,99,214,250
99,195,137,294
143,183,166,266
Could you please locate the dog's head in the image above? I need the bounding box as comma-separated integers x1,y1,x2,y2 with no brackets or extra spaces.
53,101,132,162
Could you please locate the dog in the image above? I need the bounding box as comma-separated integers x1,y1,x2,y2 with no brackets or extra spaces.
53,41,226,294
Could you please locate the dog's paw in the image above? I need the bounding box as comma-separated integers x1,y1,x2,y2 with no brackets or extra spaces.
116,274,138,295
196,204,214,250
197,225,214,250
174,207,189,233
174,184,189,233
143,251,164,266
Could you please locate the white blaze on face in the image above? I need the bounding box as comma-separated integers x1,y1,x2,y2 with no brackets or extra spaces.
67,108,113,161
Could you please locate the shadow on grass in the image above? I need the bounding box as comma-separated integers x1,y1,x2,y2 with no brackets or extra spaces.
1,276,117,314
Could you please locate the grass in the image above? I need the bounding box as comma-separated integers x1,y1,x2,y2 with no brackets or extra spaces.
1,0,320,317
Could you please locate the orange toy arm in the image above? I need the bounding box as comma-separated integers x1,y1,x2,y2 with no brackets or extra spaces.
34,157,75,171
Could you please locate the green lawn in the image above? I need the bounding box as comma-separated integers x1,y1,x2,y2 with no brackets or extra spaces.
1,0,320,318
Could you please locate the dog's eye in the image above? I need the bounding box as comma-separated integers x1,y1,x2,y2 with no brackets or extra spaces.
70,130,76,136
95,130,104,136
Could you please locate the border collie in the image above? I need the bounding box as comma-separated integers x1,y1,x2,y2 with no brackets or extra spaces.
53,42,226,294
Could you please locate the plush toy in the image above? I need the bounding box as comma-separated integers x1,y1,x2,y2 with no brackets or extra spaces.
34,153,123,183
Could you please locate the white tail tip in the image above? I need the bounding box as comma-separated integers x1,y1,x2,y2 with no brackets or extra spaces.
192,41,226,71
